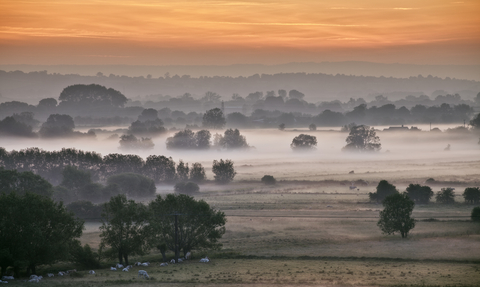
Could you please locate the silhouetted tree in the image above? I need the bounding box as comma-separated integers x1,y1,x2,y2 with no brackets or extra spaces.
0,116,36,137
119,134,154,150
309,123,317,131
176,160,189,182
369,180,398,203
261,175,276,185
436,187,456,204
343,125,381,152
463,187,480,204
189,163,206,183
59,84,127,108
0,168,53,198
202,108,226,129
212,159,236,184
39,114,75,137
377,193,415,238
218,129,249,149
107,173,156,198
406,184,434,204
291,134,317,150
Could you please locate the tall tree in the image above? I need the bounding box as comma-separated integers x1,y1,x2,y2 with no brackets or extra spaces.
202,108,226,129
463,187,480,204
343,125,381,152
99,195,150,266
406,184,434,204
369,180,398,203
189,163,206,183
0,192,84,276
377,193,415,238
212,159,236,184
149,194,226,260
218,129,249,149
290,134,317,150
0,168,53,197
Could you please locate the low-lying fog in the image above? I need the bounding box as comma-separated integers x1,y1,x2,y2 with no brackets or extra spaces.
2,124,479,185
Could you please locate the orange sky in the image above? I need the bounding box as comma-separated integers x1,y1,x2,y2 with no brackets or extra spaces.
0,0,479,65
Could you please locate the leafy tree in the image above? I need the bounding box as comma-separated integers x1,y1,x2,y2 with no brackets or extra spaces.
176,160,189,182
174,182,200,194
107,173,156,198
0,192,84,276
78,183,104,202
469,113,480,129
66,201,104,220
127,119,166,137
166,129,197,149
189,162,206,183
144,155,177,183
195,129,211,149
369,180,398,203
0,168,53,197
149,194,226,259
405,184,434,204
99,194,150,266
291,134,317,150
70,242,101,269
377,193,415,238
463,187,480,204
278,123,285,131
227,112,249,128
119,134,154,150
39,114,75,137
138,108,159,121
59,84,127,108
38,98,58,108
212,159,236,184
471,207,480,222
288,89,305,99
261,175,276,185
309,123,317,131
436,187,456,204
61,166,92,191
218,129,249,149
0,116,37,138
202,108,226,129
102,153,145,179
343,125,381,152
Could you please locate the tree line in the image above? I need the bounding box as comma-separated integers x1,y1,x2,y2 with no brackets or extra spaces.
0,191,226,277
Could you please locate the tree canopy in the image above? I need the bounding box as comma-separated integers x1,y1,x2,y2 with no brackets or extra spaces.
0,192,84,276
0,168,53,197
369,180,398,203
99,194,150,266
463,187,480,204
212,159,236,184
202,108,226,129
149,194,226,259
377,193,415,238
217,129,249,149
436,187,456,204
343,125,381,152
291,134,317,150
405,184,434,204
59,84,128,108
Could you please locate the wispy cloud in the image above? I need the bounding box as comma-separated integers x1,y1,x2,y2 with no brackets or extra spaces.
201,21,366,27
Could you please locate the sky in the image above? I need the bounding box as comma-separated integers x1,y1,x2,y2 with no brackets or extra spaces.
0,0,479,66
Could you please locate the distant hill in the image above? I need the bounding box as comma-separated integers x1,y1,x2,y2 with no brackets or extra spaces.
1,62,480,81
0,68,479,105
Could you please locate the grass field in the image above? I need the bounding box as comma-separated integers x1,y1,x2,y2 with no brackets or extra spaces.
3,130,480,286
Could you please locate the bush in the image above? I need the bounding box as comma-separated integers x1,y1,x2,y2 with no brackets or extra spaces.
66,201,104,220
107,173,156,198
436,187,455,204
261,175,276,185
174,182,200,194
472,207,480,222
70,242,101,269
406,184,433,204
369,180,398,203
212,159,236,184
189,163,206,183
463,187,480,204
291,134,317,150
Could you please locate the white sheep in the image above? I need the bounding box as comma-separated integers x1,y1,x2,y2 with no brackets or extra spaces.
134,262,142,266
110,267,117,271
0,280,7,283
160,263,168,267
28,278,40,283
116,263,124,269
122,267,129,272
88,270,95,275
58,271,65,276
199,257,209,263
138,270,149,279
185,252,191,260
141,262,149,266
47,273,54,278
1,276,14,280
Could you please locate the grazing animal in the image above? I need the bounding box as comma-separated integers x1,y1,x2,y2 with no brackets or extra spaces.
116,263,124,269
349,170,354,174
47,273,54,278
88,270,95,275
2,276,14,280
160,263,168,267
0,280,8,283
138,270,149,279
66,269,76,274
58,272,65,276
110,267,117,271
28,278,40,283
170,259,176,264
134,262,142,266
185,252,191,260
199,257,209,263
141,262,149,266
122,267,129,272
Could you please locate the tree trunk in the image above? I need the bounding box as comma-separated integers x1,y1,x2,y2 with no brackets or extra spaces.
13,266,19,278
118,251,123,265
31,264,36,275
124,254,129,266
161,250,166,262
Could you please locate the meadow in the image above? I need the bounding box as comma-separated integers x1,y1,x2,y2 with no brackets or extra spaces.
4,128,480,286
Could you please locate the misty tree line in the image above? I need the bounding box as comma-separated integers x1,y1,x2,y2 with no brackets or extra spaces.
0,147,202,186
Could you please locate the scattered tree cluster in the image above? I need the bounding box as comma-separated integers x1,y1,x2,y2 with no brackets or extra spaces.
290,134,317,150
343,125,381,152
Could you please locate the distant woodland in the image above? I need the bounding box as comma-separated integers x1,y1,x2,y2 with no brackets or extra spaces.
0,69,479,105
